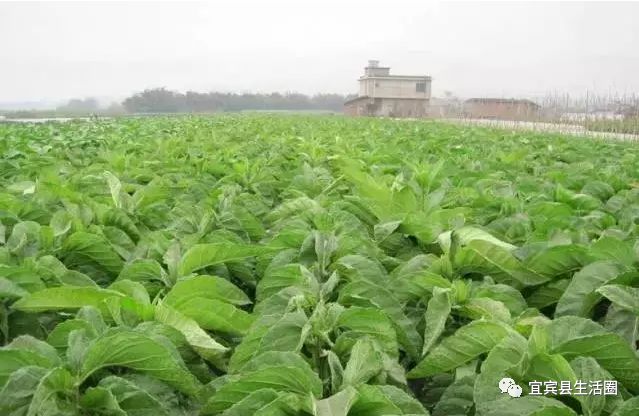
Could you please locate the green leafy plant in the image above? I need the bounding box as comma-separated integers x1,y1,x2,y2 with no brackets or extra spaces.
0,115,638,415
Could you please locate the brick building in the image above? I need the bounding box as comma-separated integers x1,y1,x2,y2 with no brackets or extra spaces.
463,98,541,120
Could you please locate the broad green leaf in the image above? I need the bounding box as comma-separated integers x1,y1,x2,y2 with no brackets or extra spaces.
452,226,517,251
12,286,125,312
474,334,577,416
339,163,395,220
49,210,74,237
374,220,403,243
342,338,383,388
549,316,639,392
477,397,578,416
0,366,48,415
335,307,399,358
432,375,475,416
526,321,551,356
548,315,607,345
6,181,36,195
77,305,108,334
163,241,181,285
229,310,308,373
408,320,511,378
212,388,280,416
421,287,451,357
582,181,615,201
97,375,171,416
62,231,124,278
238,351,312,374
314,230,338,273
570,357,617,416
327,350,344,394
253,285,313,317
454,240,547,287
527,279,570,310
474,331,527,409
203,366,322,413
47,319,97,350
109,279,150,305
116,259,167,285
314,386,358,416
555,332,639,392
0,264,44,293
6,221,41,257
349,384,429,415
80,328,202,396
474,283,527,316
524,353,576,387
555,261,628,317
154,301,228,365
459,297,511,322
612,397,639,416
6,335,60,367
67,328,92,374
251,392,305,416
80,386,127,416
590,237,636,267
390,255,452,300
59,270,99,287
104,171,126,210
103,226,136,260
26,367,76,416
338,280,421,360
602,304,639,346
596,284,639,315
0,276,29,299
256,264,307,302
335,255,388,287
178,243,274,276
265,196,323,225
0,348,56,387
523,244,593,278
170,297,254,336
402,210,449,244
36,254,68,278
164,275,251,307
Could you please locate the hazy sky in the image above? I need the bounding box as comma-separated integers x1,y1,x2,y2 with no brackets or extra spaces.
1,1,638,105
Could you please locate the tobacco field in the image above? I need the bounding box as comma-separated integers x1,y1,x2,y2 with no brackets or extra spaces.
0,115,638,415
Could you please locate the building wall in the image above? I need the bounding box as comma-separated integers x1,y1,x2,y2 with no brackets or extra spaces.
380,98,429,117
365,67,390,76
359,80,369,97
344,97,429,118
464,101,539,120
359,78,431,100
344,100,362,116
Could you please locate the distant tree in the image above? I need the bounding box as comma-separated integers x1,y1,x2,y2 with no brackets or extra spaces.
56,97,99,113
104,102,126,116
122,88,185,113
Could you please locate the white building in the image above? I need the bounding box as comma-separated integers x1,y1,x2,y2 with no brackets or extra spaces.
344,60,431,118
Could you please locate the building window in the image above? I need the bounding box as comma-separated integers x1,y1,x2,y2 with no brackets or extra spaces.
416,82,426,93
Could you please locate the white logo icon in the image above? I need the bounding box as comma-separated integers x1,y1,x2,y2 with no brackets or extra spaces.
499,377,522,398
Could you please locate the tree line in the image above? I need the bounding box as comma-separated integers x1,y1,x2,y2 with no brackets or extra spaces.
2,88,355,119
121,88,354,113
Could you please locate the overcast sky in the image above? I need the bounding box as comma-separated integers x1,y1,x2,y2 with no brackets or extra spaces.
1,1,638,106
